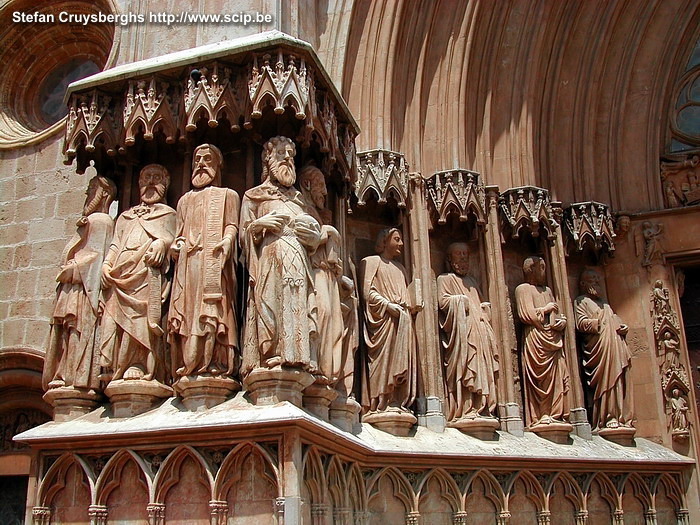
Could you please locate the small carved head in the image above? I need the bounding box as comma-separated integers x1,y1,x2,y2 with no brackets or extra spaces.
616,215,630,234
139,164,170,205
446,242,470,276
83,169,117,216
191,143,223,188
262,136,296,187
579,268,604,298
375,227,403,259
299,165,327,209
523,256,546,285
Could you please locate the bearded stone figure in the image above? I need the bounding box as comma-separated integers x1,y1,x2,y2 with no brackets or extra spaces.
298,165,344,384
574,268,634,433
515,256,571,430
100,164,176,386
240,137,321,381
360,228,418,430
168,144,240,391
43,168,117,416
437,243,499,427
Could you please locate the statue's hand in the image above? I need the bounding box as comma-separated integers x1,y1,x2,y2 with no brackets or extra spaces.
386,302,403,318
553,316,567,331
617,324,629,336
294,221,320,246
213,237,232,262
254,212,286,234
545,302,559,314
145,239,167,267
100,264,113,289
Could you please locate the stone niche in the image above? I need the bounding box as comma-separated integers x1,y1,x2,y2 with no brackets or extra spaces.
17,31,697,524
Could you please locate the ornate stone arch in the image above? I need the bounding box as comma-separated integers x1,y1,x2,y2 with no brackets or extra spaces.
212,441,280,501
657,473,685,511
548,472,585,517
94,449,151,506
416,468,462,515
366,467,415,514
505,470,546,514
622,473,653,513
464,469,505,513
38,452,96,506
346,463,367,517
326,456,348,510
302,446,329,508
588,472,622,516
153,445,214,503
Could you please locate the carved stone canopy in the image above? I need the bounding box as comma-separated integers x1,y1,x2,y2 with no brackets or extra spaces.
61,31,359,183
355,149,409,208
426,169,486,226
563,201,616,255
499,186,558,240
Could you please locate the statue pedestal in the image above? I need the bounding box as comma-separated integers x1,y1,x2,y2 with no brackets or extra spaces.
530,422,573,444
329,396,361,433
598,426,636,446
447,416,500,440
105,379,173,417
244,367,314,407
302,383,338,421
43,387,101,422
363,409,417,437
174,376,240,411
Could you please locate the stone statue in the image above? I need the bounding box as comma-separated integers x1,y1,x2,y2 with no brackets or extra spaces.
240,137,321,375
670,388,690,434
574,268,634,431
338,268,360,398
658,331,681,370
100,164,176,383
437,242,499,422
43,169,117,394
168,144,240,380
360,228,418,414
514,256,570,428
298,165,344,384
640,221,663,267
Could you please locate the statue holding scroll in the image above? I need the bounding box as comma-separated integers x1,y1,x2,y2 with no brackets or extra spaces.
360,228,418,414
240,137,321,374
44,169,117,393
574,268,634,431
437,242,499,423
168,144,240,379
100,164,176,383
515,256,570,427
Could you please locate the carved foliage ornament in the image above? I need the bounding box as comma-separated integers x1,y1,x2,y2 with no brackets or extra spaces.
356,149,409,208
563,201,616,254
123,77,180,146
249,51,311,120
184,63,245,132
499,186,557,240
650,280,691,441
426,170,486,226
64,90,120,161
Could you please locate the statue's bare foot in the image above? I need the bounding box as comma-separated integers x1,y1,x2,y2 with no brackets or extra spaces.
605,418,620,429
124,367,144,380
142,373,154,381
48,379,65,389
265,356,281,368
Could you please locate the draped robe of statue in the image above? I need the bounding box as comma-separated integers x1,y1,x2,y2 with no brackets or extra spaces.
303,202,344,382
168,186,239,375
360,255,417,410
240,181,321,374
437,273,499,420
43,212,114,390
574,295,634,429
100,203,176,381
338,270,359,397
515,283,570,426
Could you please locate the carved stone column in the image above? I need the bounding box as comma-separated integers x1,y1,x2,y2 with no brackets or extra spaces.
497,510,511,524
575,509,588,524
406,510,421,524
311,503,330,525
677,509,690,524
644,509,657,525
485,186,523,436
537,510,551,524
333,507,352,525
147,503,166,525
613,509,624,525
31,507,51,525
275,498,286,525
453,510,468,524
282,430,304,525
209,500,228,525
88,504,108,525
409,173,446,432
550,202,591,439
